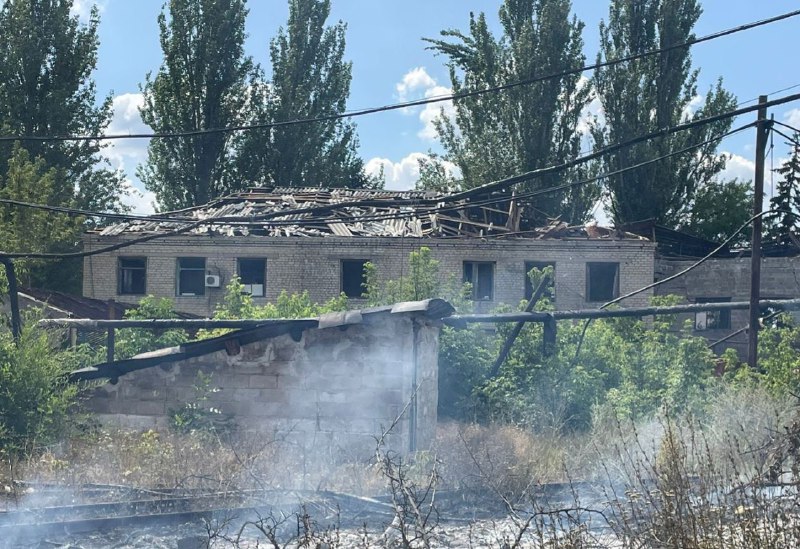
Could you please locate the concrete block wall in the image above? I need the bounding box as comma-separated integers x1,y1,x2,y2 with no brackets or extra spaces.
656,256,800,354
83,235,656,316
83,311,441,456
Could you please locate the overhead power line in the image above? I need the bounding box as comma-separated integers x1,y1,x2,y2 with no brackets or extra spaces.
0,120,754,260
0,9,797,144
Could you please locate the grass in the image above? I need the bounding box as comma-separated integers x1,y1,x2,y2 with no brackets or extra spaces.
2,385,799,547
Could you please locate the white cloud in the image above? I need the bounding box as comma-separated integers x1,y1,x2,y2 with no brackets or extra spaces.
418,85,455,141
784,108,800,131
718,152,755,182
119,179,156,215
395,68,456,141
70,0,106,21
681,95,704,121
105,93,149,173
365,152,460,191
396,67,437,102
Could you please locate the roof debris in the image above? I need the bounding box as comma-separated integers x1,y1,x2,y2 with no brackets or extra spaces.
94,187,647,240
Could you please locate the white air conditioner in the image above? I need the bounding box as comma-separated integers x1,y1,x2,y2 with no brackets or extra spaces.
205,274,221,288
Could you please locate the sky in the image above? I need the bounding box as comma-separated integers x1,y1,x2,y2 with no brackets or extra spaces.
71,0,800,215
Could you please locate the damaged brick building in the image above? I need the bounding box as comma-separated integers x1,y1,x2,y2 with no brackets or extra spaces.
81,187,657,316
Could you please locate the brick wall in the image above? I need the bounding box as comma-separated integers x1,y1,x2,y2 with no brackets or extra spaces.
83,310,441,456
83,235,656,316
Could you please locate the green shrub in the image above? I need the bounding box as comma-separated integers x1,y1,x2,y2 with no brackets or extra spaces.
0,323,82,453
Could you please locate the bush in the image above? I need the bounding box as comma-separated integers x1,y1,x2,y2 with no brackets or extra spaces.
0,322,82,453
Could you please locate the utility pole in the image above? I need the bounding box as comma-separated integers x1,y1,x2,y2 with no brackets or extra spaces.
748,95,770,369
1,257,21,342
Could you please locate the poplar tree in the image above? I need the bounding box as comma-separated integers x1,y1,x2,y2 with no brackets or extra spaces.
592,0,737,227
0,0,122,213
139,0,256,209
237,0,372,189
424,0,594,224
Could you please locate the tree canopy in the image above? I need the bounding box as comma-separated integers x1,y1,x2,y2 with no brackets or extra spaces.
425,0,596,224
139,0,256,209
591,0,737,227
0,0,123,214
236,0,373,189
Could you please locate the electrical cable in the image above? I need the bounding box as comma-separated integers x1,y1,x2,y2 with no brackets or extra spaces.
0,121,754,259
0,118,756,229
0,9,797,143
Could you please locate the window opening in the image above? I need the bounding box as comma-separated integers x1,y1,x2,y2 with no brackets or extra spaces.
118,257,146,295
694,297,732,330
587,262,619,302
463,261,495,301
177,257,206,296
341,259,369,298
238,258,266,297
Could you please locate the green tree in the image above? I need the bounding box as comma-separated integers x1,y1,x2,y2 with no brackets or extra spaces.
139,0,256,209
0,147,83,289
0,0,123,214
592,0,737,227
237,0,374,189
425,0,595,224
679,179,752,245
766,134,800,245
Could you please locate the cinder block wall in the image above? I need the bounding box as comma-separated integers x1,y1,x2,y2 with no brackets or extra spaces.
656,256,800,354
83,235,656,316
84,311,440,456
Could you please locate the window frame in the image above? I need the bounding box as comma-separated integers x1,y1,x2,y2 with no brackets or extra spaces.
176,257,207,297
463,261,495,301
237,258,266,297
117,256,147,296
341,258,369,299
586,262,620,302
694,297,732,330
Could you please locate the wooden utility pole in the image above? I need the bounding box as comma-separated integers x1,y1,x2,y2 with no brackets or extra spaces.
748,95,770,369
1,258,21,342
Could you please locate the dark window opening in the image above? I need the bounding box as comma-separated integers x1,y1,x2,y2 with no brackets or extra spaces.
341,259,369,298
238,258,266,297
695,297,731,330
524,261,555,302
177,257,206,296
463,261,495,301
118,257,146,295
587,262,619,302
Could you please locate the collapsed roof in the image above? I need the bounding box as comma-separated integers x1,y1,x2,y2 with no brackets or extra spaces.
94,187,647,240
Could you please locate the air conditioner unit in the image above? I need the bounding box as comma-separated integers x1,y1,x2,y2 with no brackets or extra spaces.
205,274,221,288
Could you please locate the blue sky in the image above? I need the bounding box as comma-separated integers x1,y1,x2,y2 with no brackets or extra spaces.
72,0,800,214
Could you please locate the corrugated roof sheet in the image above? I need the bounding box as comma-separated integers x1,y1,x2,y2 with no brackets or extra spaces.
90,187,648,241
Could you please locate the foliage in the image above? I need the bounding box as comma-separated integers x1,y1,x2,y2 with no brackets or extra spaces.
425,0,597,224
169,371,232,436
725,316,800,397
363,247,469,308
237,0,376,189
0,147,83,287
197,277,348,339
679,178,752,245
592,0,737,227
139,0,256,209
767,133,800,245
0,0,123,291
112,296,189,360
0,321,83,453
0,0,123,214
